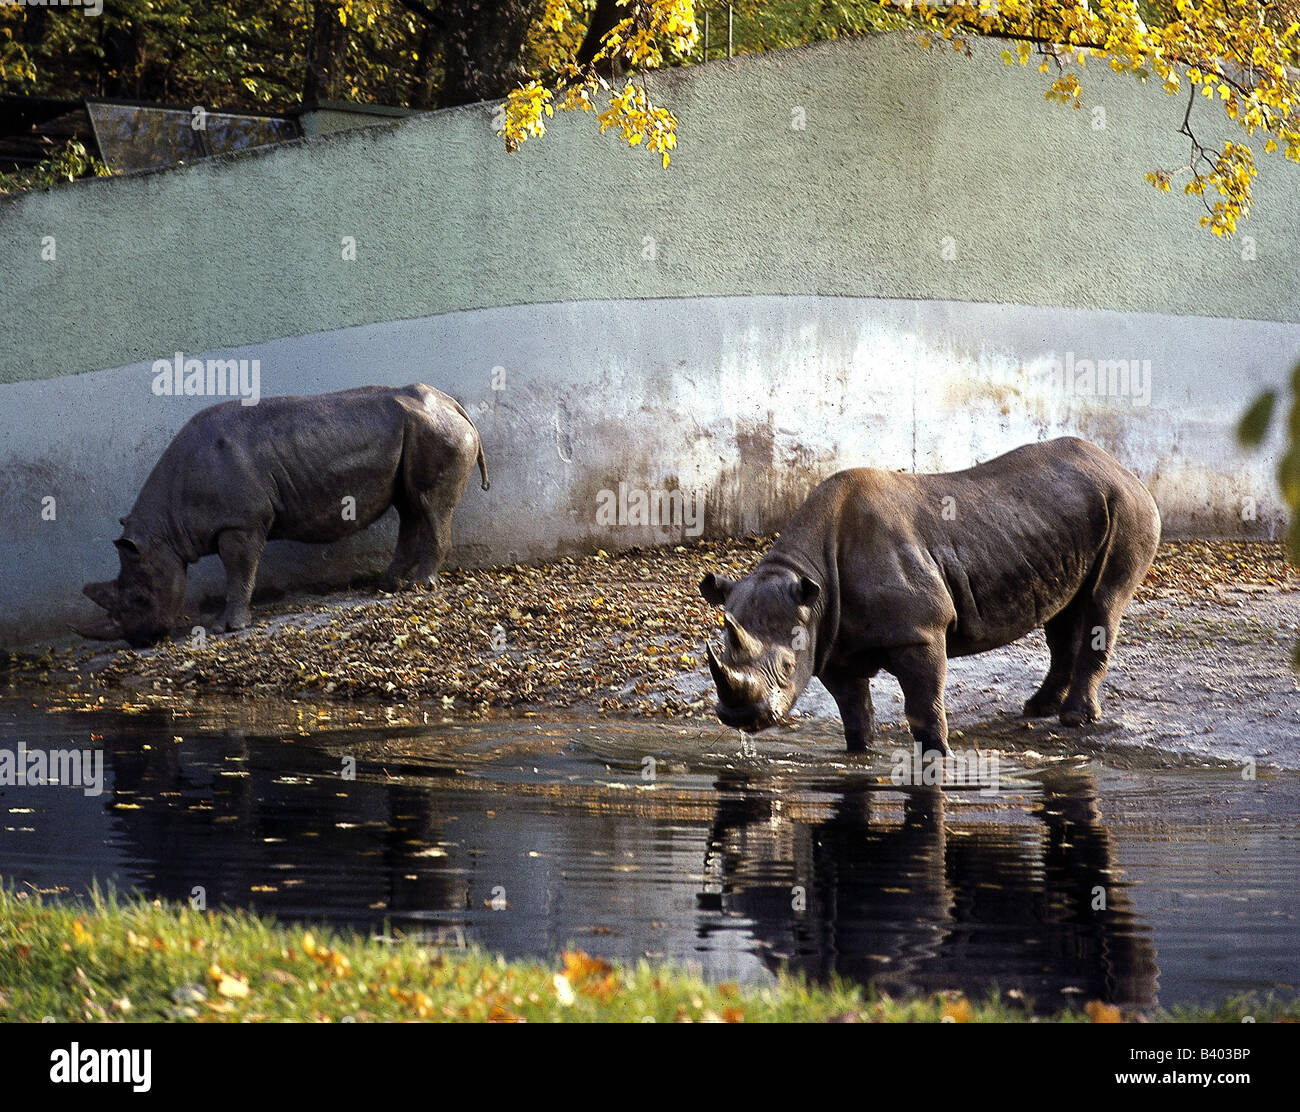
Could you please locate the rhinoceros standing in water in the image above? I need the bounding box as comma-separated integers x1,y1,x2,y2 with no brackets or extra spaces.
699,437,1160,755
78,383,489,647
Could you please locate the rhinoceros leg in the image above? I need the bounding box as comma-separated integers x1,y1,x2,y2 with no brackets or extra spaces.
390,397,478,589
410,505,453,587
1061,594,1130,727
387,489,454,590
212,527,266,633
378,506,422,589
888,640,950,756
380,495,453,590
1059,543,1148,727
821,669,877,753
1060,615,1112,726
1024,603,1085,717
383,500,449,588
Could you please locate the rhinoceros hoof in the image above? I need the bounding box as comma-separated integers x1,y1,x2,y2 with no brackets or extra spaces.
1023,694,1065,717
211,614,250,634
376,575,440,593
1060,706,1100,727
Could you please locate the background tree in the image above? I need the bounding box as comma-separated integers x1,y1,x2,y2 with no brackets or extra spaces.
304,1,349,103
438,0,547,106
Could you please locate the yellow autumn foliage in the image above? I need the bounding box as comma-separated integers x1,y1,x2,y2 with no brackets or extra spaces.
501,0,695,165
502,0,1300,237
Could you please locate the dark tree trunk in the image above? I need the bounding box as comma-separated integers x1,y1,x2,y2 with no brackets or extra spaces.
303,0,350,105
438,0,545,108
21,5,49,49
408,19,442,109
99,13,141,98
575,0,621,69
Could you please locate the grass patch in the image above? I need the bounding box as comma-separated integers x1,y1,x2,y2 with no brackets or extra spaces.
0,886,1294,1023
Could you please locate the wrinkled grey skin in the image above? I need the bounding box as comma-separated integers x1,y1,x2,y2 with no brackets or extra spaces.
700,437,1160,756
78,383,489,647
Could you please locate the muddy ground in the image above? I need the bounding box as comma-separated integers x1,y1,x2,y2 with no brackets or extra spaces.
6,539,1298,769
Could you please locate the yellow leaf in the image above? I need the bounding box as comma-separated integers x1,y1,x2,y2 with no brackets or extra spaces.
208,964,250,998
1086,1000,1123,1023
941,996,973,1022
218,974,249,998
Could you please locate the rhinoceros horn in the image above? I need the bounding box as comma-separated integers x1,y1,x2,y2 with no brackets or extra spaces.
707,643,762,702
75,580,124,640
723,613,762,664
72,614,124,641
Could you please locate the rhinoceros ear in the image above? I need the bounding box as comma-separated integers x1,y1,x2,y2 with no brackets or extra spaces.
699,573,734,606
114,536,141,557
794,576,821,607
83,580,119,611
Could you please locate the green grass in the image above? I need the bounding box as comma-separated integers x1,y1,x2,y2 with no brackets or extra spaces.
0,886,1294,1023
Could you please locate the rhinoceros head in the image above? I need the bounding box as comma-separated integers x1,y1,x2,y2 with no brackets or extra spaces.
698,568,821,733
76,530,186,648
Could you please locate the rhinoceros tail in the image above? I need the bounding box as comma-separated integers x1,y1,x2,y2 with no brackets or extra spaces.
450,397,490,491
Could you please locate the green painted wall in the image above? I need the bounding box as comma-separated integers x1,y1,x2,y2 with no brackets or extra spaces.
2,29,1297,385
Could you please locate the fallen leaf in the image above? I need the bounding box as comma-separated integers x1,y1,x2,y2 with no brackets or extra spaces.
208,963,250,999
941,997,973,1023
1086,1000,1123,1023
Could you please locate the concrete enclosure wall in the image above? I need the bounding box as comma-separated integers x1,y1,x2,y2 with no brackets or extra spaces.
1,31,1295,646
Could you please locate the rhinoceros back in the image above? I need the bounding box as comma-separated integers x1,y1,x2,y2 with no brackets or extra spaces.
773,437,1159,660
125,384,476,560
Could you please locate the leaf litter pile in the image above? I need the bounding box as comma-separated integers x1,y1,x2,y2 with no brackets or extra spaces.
35,538,1300,718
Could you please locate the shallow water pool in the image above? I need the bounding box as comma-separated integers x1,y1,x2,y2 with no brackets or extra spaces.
1,688,1295,1010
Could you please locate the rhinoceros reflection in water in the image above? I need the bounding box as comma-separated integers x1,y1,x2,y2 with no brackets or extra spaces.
697,767,1158,1009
